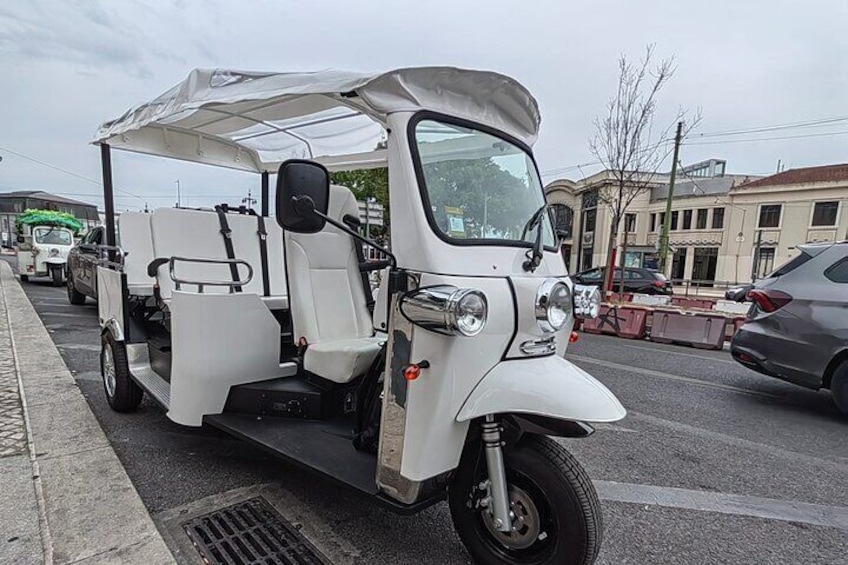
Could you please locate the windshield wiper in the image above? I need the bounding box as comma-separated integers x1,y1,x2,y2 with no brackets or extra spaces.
522,204,550,272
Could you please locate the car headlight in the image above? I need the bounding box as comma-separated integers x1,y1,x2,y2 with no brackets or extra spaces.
49,248,60,257
536,278,571,332
573,284,602,319
400,286,488,337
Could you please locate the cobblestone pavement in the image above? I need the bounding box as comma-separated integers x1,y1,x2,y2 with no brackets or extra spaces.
0,290,26,458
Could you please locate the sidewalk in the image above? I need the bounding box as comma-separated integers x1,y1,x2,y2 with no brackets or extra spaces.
0,260,175,564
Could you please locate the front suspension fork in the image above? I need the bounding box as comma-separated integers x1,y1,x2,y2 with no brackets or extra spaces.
481,414,511,532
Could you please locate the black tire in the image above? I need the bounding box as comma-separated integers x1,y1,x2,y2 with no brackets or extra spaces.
67,272,86,305
101,330,143,412
20,274,29,282
51,267,63,287
831,361,848,416
450,434,602,565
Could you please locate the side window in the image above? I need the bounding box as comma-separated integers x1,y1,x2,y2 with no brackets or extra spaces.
583,268,602,280
91,228,103,245
628,270,644,280
824,257,848,283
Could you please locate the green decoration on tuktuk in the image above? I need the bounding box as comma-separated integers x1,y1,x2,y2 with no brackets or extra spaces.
16,209,84,235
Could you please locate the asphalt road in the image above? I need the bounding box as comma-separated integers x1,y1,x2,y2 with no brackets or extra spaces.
5,256,847,565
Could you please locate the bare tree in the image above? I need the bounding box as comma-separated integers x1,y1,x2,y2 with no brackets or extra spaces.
589,44,698,296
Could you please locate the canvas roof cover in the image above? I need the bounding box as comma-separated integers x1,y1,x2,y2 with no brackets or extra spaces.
94,67,541,174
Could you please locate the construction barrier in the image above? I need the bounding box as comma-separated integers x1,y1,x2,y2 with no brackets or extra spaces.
582,305,648,340
713,299,751,316
631,293,672,307
649,310,727,350
670,296,715,310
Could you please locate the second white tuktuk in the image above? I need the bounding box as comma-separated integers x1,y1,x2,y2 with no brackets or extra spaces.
93,67,624,565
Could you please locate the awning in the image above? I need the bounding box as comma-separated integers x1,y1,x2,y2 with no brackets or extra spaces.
94,67,540,174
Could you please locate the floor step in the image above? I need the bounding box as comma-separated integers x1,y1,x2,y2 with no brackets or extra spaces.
130,364,171,408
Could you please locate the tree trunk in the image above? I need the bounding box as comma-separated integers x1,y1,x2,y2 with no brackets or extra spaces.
618,235,629,299
603,214,619,294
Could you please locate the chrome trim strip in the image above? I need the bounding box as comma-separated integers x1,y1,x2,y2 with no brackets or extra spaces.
377,276,426,504
103,317,125,342
519,336,557,355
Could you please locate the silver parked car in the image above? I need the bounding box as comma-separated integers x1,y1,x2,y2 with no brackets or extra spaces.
731,241,848,415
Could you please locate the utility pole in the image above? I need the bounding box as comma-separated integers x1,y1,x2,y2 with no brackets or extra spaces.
658,121,684,274
175,180,181,208
751,229,763,282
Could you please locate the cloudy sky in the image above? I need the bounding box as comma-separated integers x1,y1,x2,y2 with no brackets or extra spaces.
1,0,846,211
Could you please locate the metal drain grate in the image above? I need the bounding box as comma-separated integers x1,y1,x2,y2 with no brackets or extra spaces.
182,497,332,565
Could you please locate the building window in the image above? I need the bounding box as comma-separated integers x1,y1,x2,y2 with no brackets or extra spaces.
712,208,725,229
756,247,775,278
583,209,596,233
758,205,782,229
670,210,679,230
551,204,573,239
811,201,839,227
696,209,708,229
659,212,666,232
682,209,692,230
650,213,656,232
624,213,637,233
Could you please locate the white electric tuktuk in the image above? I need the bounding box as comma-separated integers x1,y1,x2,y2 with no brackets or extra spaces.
16,222,75,285
93,67,624,565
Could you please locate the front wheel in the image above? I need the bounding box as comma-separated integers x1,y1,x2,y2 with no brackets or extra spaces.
450,435,602,565
51,266,63,286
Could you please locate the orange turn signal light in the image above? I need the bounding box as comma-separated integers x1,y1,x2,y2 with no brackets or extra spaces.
569,331,579,343
404,364,421,381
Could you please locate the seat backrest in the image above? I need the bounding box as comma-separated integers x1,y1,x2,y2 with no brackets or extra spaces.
286,185,373,344
118,212,155,288
149,208,287,300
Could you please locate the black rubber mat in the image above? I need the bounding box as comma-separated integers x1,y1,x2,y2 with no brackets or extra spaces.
183,497,332,565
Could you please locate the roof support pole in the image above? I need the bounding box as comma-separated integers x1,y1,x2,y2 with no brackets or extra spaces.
261,171,269,217
100,143,116,249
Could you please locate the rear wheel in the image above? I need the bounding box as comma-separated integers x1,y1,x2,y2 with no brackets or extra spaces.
67,272,86,305
831,360,848,416
51,266,63,287
101,330,143,412
450,434,602,565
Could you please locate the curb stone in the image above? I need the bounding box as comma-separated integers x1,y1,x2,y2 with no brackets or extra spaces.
0,260,176,564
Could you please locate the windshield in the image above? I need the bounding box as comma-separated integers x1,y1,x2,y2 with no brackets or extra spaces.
34,227,72,245
413,119,554,246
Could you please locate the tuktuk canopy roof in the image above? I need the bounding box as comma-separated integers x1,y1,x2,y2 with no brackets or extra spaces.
93,67,541,174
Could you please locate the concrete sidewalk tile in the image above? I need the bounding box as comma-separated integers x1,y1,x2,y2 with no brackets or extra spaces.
38,446,170,565
0,455,43,565
70,534,175,565
27,393,111,460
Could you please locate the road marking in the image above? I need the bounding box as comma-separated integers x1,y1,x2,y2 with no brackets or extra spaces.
595,480,848,531
569,354,782,400
39,311,95,318
615,341,736,364
57,344,101,353
629,411,848,473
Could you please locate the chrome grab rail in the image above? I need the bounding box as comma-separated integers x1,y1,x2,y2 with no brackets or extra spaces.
167,256,253,293
96,244,127,270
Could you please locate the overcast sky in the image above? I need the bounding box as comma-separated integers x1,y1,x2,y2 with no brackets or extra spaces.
1,0,846,211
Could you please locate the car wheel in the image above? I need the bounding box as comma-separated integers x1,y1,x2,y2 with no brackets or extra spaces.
831,360,848,416
67,272,86,305
20,274,29,282
51,266,63,287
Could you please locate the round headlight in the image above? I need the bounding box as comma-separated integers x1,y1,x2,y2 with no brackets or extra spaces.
452,289,488,337
536,279,571,333
49,248,60,256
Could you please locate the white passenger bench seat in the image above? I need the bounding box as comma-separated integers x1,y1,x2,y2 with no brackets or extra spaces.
117,212,155,296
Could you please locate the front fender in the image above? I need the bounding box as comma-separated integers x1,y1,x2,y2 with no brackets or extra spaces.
457,355,626,423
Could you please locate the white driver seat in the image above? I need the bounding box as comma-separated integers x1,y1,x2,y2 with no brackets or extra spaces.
285,185,383,383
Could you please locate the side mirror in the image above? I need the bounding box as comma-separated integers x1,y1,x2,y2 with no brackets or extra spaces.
275,159,330,233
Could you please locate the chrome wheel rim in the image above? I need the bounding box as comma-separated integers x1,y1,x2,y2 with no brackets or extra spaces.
102,344,116,397
481,484,543,550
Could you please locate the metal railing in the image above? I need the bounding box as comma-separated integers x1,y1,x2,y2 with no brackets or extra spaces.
667,278,744,298
168,257,253,293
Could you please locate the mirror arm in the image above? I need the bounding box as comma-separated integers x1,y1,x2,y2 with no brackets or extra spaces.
313,210,397,269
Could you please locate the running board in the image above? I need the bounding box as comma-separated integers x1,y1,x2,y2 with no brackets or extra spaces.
127,343,171,409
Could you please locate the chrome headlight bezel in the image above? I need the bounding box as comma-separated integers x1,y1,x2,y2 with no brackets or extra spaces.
49,248,60,257
535,278,571,333
400,285,488,337
573,284,602,319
